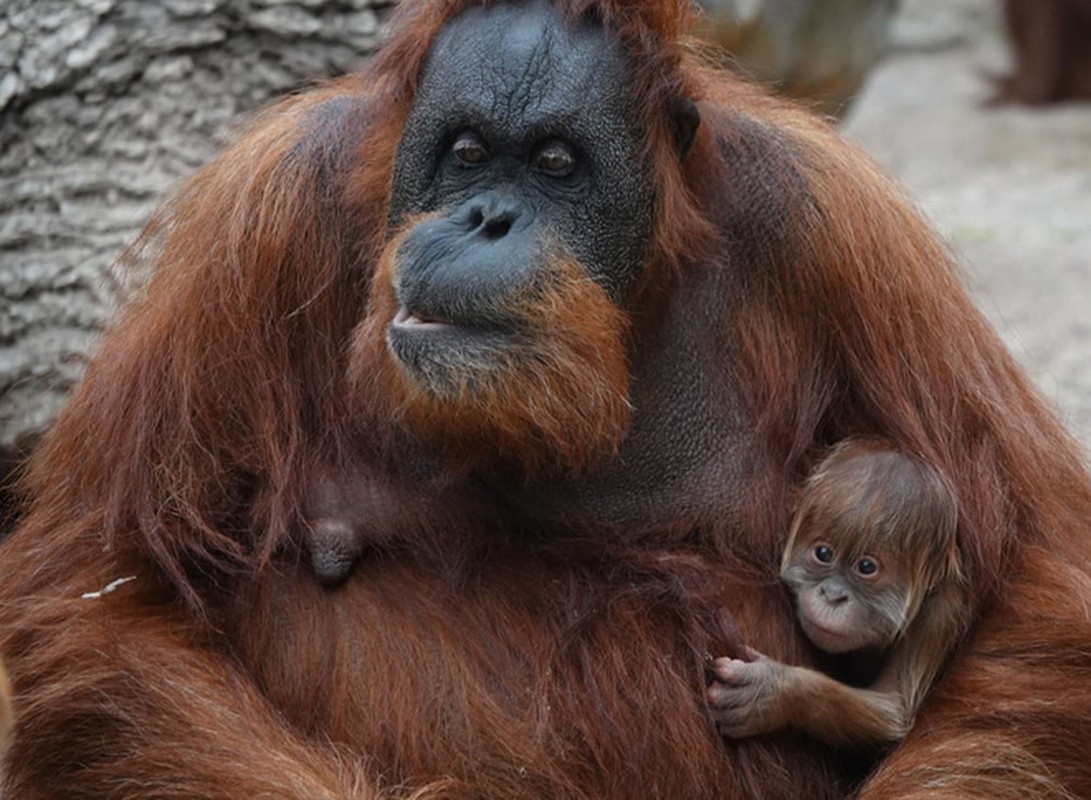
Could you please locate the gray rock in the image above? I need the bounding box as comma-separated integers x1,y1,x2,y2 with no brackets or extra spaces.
0,0,395,481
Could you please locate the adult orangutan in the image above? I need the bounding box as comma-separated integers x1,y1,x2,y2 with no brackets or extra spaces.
2,1,1091,798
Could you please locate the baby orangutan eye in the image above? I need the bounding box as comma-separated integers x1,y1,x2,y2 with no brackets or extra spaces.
814,544,834,564
856,557,879,577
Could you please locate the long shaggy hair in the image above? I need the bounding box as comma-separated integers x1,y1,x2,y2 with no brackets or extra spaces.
2,1,1090,798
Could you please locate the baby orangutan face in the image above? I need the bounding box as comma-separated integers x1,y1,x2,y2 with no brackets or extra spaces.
781,536,910,655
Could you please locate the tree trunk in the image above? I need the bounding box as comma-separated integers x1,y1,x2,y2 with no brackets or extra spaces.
0,0,394,529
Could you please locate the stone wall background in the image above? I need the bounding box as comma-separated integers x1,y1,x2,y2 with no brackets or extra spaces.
0,0,394,515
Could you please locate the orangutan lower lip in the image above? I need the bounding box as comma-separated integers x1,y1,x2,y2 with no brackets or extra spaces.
385,306,513,395
802,618,848,642
392,306,454,331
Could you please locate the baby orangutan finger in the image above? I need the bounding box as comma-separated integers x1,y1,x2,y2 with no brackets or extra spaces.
744,646,768,662
707,657,788,738
710,656,767,685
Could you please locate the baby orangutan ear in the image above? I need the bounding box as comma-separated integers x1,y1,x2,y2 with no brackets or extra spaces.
669,96,700,161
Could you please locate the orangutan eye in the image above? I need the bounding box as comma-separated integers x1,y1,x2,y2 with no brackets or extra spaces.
533,140,577,176
856,557,879,577
814,544,834,564
452,132,489,165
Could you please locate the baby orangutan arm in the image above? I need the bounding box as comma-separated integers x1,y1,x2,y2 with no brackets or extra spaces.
708,578,968,750
708,649,908,749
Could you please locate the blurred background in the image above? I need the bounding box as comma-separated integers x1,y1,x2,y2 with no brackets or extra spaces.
1,0,1089,526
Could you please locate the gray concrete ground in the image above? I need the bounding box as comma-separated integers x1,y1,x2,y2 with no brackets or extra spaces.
842,0,1091,453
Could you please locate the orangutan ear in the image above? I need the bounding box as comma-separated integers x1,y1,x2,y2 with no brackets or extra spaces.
669,96,700,161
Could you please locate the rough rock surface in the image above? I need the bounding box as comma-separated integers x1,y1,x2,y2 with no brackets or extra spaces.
0,0,393,491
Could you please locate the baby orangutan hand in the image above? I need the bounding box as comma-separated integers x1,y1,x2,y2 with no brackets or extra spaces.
707,648,796,738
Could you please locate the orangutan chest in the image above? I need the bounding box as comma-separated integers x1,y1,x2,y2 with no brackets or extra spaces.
230,558,763,797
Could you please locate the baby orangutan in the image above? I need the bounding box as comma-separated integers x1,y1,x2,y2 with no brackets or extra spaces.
707,439,968,749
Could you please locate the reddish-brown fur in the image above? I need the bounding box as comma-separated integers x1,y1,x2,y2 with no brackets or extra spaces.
2,1,1091,798
0,659,11,759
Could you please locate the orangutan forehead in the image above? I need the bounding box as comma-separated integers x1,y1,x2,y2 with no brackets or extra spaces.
419,0,633,133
